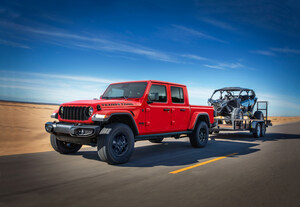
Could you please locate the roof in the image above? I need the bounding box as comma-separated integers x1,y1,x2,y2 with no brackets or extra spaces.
215,87,253,91
110,80,186,87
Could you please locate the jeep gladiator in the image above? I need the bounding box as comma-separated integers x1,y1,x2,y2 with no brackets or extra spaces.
45,80,214,164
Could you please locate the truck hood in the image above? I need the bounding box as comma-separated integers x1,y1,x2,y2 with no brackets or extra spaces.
61,99,141,109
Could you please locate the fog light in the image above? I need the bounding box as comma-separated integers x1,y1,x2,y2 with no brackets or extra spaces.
45,125,53,132
81,129,86,134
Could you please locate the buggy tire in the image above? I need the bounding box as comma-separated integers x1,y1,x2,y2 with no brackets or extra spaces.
254,111,264,120
231,108,243,127
149,138,164,143
189,121,209,148
50,134,82,154
97,123,134,165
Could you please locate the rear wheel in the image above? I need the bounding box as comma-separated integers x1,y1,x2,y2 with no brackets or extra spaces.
253,123,261,138
97,123,134,165
50,134,82,154
189,121,209,148
149,138,164,143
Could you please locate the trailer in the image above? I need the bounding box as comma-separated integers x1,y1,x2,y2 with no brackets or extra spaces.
210,101,272,138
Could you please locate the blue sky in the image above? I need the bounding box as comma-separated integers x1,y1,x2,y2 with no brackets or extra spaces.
0,0,299,116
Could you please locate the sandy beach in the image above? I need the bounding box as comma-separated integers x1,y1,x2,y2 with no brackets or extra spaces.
0,101,299,156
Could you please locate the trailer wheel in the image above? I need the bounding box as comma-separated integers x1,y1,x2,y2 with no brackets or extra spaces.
260,122,266,137
149,138,164,143
97,123,135,165
50,134,82,154
189,121,208,148
253,123,261,138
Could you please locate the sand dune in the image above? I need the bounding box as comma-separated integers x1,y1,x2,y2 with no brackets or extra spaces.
0,101,299,156
0,101,59,156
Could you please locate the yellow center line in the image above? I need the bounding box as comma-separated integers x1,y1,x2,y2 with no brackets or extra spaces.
169,152,238,174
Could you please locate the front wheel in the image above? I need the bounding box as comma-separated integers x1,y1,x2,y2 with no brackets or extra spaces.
97,123,135,165
189,121,209,148
50,134,82,154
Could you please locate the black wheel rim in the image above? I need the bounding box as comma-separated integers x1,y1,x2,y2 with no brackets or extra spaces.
112,132,128,156
199,128,207,143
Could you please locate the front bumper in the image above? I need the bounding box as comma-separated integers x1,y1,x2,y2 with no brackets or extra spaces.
45,122,101,138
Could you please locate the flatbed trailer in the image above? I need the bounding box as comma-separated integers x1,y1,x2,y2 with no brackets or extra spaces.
210,101,272,138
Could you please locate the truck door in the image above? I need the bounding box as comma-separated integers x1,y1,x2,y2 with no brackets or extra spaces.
170,86,190,131
145,83,171,134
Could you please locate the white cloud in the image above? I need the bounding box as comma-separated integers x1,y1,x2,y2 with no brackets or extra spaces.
181,54,209,61
0,21,177,63
204,62,244,70
200,18,237,31
0,70,115,104
0,39,30,49
172,24,227,43
270,47,300,55
203,64,225,70
250,50,275,56
0,70,120,84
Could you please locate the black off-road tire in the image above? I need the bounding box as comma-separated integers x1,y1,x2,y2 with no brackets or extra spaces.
253,123,261,138
231,108,243,126
189,121,209,148
97,123,135,165
260,122,266,137
50,134,82,154
254,111,264,120
149,138,164,143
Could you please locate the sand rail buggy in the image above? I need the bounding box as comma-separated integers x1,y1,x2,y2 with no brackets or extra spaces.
208,87,258,121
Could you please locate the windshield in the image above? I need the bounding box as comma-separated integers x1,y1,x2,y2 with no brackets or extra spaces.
102,82,148,99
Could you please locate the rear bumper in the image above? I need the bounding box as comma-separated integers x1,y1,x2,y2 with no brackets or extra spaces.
45,122,101,138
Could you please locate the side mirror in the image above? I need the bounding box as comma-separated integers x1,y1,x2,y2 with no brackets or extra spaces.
100,95,103,99
147,95,153,104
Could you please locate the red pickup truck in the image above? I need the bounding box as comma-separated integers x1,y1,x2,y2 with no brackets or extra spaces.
45,80,214,164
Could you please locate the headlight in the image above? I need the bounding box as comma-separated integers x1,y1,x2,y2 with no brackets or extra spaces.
60,106,64,114
88,106,94,116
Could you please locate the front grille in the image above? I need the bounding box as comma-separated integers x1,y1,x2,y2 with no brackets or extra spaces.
60,106,90,121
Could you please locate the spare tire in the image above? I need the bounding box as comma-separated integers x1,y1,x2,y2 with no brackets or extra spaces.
254,111,264,120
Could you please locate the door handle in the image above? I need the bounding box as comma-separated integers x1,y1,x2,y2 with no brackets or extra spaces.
180,109,186,111
163,109,170,111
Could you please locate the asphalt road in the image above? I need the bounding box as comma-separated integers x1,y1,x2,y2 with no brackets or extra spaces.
1,122,299,207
